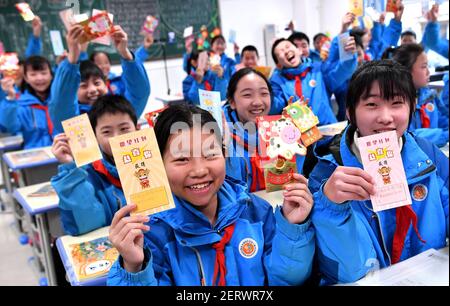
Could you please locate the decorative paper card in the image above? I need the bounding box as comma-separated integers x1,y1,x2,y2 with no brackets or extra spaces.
183,26,193,38
338,32,354,62
0,53,20,79
141,15,159,34
349,0,364,17
255,66,272,79
263,158,297,192
199,89,223,135
92,9,114,45
78,12,114,44
68,236,119,281
318,121,348,137
109,129,176,216
282,99,322,147
144,106,168,128
357,131,412,212
228,29,237,44
320,38,331,60
421,0,430,16
59,8,74,30
62,113,103,168
197,51,209,71
257,115,307,160
209,53,221,67
365,0,385,13
15,3,35,21
386,0,399,13
49,30,65,56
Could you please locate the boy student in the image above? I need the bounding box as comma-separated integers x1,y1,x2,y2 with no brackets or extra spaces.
308,60,448,285
234,45,260,70
400,30,416,45
269,38,337,125
49,24,150,135
288,32,322,63
51,95,137,236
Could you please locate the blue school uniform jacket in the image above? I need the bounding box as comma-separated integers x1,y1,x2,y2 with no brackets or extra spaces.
186,70,227,105
25,34,42,58
223,104,306,192
51,159,125,236
308,126,449,285
107,178,315,286
367,19,402,60
0,90,52,149
269,60,337,125
409,87,449,148
49,54,150,135
422,22,449,59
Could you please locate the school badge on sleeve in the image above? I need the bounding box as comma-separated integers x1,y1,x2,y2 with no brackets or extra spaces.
239,238,258,259
412,184,428,202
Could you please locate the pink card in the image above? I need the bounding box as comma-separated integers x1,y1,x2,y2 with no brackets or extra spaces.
91,9,114,46
357,131,411,212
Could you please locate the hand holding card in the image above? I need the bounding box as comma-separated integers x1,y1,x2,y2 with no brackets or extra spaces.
15,3,35,22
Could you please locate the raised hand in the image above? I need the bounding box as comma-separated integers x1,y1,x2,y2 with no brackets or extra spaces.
282,173,314,224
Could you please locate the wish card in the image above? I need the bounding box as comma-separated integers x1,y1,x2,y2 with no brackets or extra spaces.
62,114,103,168
338,32,354,62
0,53,20,79
109,129,175,216
349,0,364,17
386,0,399,13
142,15,159,34
78,11,114,44
199,89,223,135
15,3,35,22
357,131,412,212
91,9,114,45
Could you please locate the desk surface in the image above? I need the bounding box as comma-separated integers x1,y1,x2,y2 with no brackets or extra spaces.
13,182,59,215
0,135,23,151
3,146,57,170
354,247,449,286
252,190,283,209
56,226,114,286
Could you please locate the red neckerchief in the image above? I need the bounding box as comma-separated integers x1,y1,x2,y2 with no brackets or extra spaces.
92,160,122,188
285,68,310,99
30,104,53,136
212,223,236,286
391,205,426,264
419,104,431,128
204,80,213,91
231,133,266,192
106,79,113,94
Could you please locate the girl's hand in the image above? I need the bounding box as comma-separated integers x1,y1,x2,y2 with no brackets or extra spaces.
32,16,42,38
109,205,150,273
426,4,439,22
1,78,16,100
323,166,376,204
211,64,224,78
282,173,314,224
111,25,133,61
143,34,154,49
66,25,84,64
51,133,74,164
341,12,356,33
394,0,404,21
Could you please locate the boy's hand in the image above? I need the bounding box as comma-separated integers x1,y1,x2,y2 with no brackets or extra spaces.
32,16,42,38
282,173,314,224
55,50,68,66
184,35,194,54
233,43,240,55
394,0,404,21
66,25,84,64
1,78,16,100
109,204,150,273
51,133,74,164
211,64,224,78
323,166,376,204
341,12,356,33
143,33,154,49
111,25,133,61
426,4,439,22
344,36,357,54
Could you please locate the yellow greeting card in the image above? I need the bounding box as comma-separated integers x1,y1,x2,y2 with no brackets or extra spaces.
62,114,103,167
349,0,364,17
255,66,272,79
109,128,175,216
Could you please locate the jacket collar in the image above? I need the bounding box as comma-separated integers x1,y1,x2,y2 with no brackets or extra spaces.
17,90,49,106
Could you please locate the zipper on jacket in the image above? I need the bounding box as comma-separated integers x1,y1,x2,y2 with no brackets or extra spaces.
189,246,207,286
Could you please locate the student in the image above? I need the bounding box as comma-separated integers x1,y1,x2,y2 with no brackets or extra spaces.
0,56,54,148
400,30,417,45
313,33,327,54
308,60,449,285
25,16,43,58
185,50,227,105
49,24,150,135
384,44,448,147
234,45,259,71
107,103,315,286
422,4,449,59
269,38,337,125
182,51,199,102
50,95,137,236
288,32,321,63
210,35,238,83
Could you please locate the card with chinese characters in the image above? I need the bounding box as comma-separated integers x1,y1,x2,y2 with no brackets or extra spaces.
62,114,103,168
109,128,175,216
386,0,399,13
349,0,364,17
78,11,114,44
357,131,411,212
199,89,223,135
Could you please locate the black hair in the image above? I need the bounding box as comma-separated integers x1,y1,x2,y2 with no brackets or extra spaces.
88,95,137,132
89,51,112,64
22,56,53,101
153,103,223,156
241,45,259,59
288,32,310,46
401,30,417,40
226,67,272,102
80,60,106,82
346,60,417,129
350,32,364,50
187,51,200,75
211,34,226,47
381,43,424,72
350,28,366,39
313,33,327,45
271,38,294,65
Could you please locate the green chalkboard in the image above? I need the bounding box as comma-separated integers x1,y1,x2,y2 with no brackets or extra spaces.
0,0,221,64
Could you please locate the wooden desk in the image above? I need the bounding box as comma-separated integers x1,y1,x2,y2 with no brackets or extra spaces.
0,135,23,210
